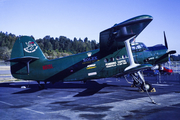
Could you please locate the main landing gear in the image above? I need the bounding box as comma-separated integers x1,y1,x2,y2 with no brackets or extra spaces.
123,35,157,104
123,36,156,93
130,71,156,92
129,71,157,104
37,81,46,89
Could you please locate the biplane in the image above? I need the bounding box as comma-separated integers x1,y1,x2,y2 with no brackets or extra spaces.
8,15,176,92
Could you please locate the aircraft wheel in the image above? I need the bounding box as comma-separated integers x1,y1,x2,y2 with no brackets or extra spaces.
141,81,153,92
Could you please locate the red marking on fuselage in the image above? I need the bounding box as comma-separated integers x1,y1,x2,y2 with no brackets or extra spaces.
29,42,34,44
43,64,53,70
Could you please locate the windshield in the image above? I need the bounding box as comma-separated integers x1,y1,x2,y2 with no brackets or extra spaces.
131,42,148,52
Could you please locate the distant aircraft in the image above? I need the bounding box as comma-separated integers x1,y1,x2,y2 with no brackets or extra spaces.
7,15,176,92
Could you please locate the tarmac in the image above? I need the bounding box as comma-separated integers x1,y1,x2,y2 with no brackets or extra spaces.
1,65,180,120
0,66,16,83
0,74,180,120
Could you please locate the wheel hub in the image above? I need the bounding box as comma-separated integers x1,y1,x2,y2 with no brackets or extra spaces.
144,84,150,90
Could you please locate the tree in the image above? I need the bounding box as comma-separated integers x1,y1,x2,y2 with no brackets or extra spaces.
0,31,99,60
84,37,88,43
37,42,44,51
45,41,53,51
54,40,60,50
0,47,11,60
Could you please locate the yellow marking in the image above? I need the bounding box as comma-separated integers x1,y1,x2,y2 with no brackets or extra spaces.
151,88,156,92
86,66,96,70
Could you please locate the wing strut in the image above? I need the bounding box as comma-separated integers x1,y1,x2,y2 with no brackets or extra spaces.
124,35,140,71
26,59,32,75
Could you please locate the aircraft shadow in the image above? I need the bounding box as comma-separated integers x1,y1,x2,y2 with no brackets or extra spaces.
0,81,118,96
0,82,43,94
74,82,117,97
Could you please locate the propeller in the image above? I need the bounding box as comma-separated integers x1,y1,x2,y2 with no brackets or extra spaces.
163,31,176,56
154,31,176,64
164,31,168,49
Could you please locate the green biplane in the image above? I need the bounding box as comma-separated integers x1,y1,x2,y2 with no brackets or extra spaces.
8,15,176,92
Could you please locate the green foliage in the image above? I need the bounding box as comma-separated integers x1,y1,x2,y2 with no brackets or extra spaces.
0,31,99,60
0,46,11,60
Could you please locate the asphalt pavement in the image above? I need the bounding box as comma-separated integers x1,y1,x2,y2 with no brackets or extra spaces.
0,76,180,120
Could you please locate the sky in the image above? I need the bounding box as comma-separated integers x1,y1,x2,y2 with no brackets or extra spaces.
0,0,180,54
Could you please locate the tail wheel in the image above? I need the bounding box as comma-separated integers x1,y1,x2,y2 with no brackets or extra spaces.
141,81,153,92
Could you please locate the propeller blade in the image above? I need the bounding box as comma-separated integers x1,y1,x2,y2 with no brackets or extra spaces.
164,31,168,49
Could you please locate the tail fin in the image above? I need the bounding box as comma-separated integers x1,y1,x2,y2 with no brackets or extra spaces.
11,36,46,59
8,36,46,77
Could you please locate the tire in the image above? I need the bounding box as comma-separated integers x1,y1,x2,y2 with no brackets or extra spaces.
141,81,153,92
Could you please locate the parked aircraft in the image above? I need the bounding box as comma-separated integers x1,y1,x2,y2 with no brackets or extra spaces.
7,15,176,93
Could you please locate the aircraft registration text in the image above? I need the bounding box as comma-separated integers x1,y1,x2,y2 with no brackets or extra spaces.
105,60,127,68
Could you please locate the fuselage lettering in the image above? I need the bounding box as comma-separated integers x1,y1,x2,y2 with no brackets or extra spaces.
82,56,98,64
43,64,53,70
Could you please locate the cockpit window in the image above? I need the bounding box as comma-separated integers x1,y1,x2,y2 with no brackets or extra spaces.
131,42,148,52
140,43,148,50
131,46,136,52
136,44,141,51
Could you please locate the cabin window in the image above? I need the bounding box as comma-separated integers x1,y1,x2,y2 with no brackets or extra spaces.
116,56,120,60
110,57,114,62
104,58,108,63
123,55,126,59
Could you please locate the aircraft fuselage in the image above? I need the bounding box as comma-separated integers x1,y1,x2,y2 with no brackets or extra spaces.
12,43,167,83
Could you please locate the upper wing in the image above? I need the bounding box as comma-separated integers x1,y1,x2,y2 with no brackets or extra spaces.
100,15,153,54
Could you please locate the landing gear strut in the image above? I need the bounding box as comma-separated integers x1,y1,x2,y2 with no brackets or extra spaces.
130,71,155,92
124,35,156,104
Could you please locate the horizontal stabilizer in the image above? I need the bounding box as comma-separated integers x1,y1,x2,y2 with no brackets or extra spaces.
6,56,39,62
7,56,39,75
